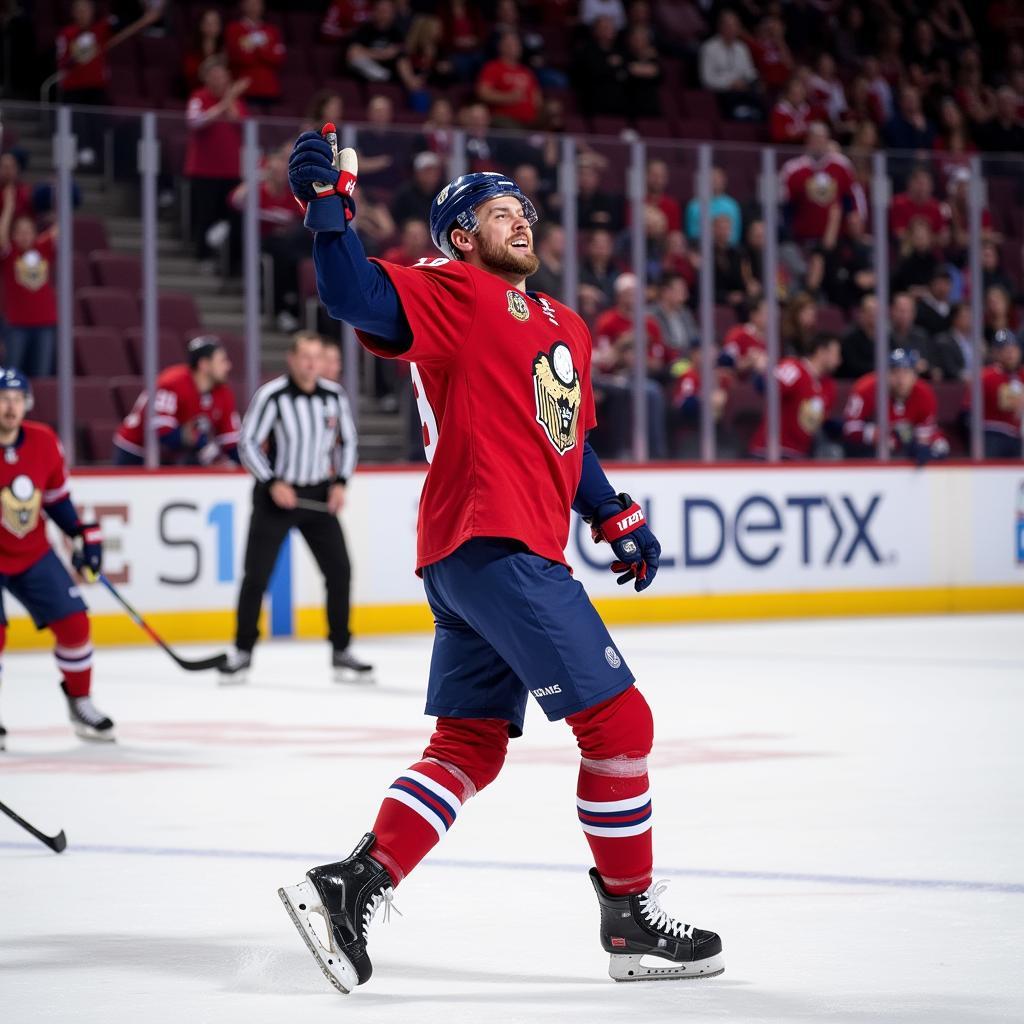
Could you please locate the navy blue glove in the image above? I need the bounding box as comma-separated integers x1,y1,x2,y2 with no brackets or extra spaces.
288,126,358,232
590,493,661,592
71,522,103,583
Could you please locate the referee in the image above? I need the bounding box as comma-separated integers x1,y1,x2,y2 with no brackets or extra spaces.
220,331,373,683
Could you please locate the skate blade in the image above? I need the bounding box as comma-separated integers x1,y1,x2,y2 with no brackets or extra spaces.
278,879,358,995
609,950,725,982
73,725,116,743
332,668,376,685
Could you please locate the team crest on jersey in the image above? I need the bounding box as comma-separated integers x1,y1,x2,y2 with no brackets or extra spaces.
798,396,826,435
506,290,530,322
1,473,41,538
533,342,581,455
14,249,49,291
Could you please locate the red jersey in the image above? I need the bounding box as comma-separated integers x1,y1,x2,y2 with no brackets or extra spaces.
114,364,240,462
722,322,765,375
889,194,949,238
779,153,855,241
750,357,836,458
0,233,57,327
357,259,597,570
229,180,300,237
0,421,71,575
842,373,944,451
750,38,792,90
477,59,540,126
770,100,810,144
225,18,285,99
592,309,668,373
56,18,112,92
981,364,1024,438
321,0,373,40
185,88,246,179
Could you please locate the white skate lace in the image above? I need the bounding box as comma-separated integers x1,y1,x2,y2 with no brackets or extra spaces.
72,697,108,727
639,880,694,939
362,886,401,940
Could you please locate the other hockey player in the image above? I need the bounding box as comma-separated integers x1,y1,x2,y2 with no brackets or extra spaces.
980,329,1024,458
275,128,723,993
842,348,950,461
112,335,241,466
0,369,113,749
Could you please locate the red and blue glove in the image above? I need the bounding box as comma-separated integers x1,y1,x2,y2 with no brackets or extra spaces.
288,123,358,233
72,522,103,583
590,493,661,592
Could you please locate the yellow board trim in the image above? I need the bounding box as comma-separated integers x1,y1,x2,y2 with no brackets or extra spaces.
5,585,1023,650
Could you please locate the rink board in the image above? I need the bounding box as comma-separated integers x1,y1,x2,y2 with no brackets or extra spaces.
6,463,1024,648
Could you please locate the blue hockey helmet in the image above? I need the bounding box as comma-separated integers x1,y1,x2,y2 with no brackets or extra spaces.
0,367,33,409
429,171,538,261
889,348,917,370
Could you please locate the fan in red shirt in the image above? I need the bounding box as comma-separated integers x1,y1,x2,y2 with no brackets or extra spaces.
0,369,115,748
842,348,949,461
770,76,812,145
748,15,794,91
225,0,286,110
721,298,768,378
113,337,240,466
779,122,856,244
0,188,58,379
476,31,540,127
321,0,373,41
185,58,248,261
980,329,1024,458
889,166,950,247
0,152,34,223
750,332,841,459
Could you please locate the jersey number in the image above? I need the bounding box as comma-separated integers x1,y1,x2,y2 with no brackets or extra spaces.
410,363,438,463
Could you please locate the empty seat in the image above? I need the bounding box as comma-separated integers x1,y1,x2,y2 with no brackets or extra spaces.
72,215,110,254
110,375,144,418
714,304,737,340
82,421,121,464
29,377,59,427
91,250,143,290
681,90,719,121
74,326,128,377
123,328,182,374
74,378,120,422
77,287,138,332
157,291,203,335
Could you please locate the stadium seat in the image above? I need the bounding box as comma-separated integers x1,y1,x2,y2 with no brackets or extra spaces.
57,251,93,291
717,123,765,144
72,215,110,254
83,421,120,464
78,287,138,333
123,328,181,374
74,327,128,377
156,291,203,336
722,379,764,453
196,330,246,370
681,90,719,122
110,375,144,419
817,305,848,336
672,118,718,143
589,115,630,137
30,377,59,427
714,304,737,340
75,378,120,422
298,258,319,329
91,251,143,290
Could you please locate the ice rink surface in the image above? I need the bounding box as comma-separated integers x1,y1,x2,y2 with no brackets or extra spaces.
2,614,1022,1024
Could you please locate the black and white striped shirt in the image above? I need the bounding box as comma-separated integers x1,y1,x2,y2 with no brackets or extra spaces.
239,375,357,486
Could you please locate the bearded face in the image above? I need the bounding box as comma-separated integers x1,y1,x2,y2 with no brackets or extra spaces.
475,228,540,278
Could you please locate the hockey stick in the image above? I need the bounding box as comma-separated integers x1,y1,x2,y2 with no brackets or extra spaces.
0,798,67,853
98,574,228,671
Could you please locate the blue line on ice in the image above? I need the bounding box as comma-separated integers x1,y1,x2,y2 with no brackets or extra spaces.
1,840,1021,894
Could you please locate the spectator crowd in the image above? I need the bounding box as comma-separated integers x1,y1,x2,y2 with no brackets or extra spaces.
0,0,1022,462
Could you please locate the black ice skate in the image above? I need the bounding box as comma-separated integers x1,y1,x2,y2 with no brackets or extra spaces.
61,682,116,743
278,832,396,994
590,869,724,981
332,648,375,684
217,649,251,685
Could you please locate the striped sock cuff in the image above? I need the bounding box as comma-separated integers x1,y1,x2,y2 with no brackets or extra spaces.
577,789,652,838
385,768,463,840
55,643,93,673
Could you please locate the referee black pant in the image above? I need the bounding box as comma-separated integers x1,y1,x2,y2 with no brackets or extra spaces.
235,482,351,653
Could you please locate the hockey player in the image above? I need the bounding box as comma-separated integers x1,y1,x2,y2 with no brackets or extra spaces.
750,332,841,459
276,128,723,993
980,329,1024,458
842,348,950,461
0,369,113,750
113,335,241,466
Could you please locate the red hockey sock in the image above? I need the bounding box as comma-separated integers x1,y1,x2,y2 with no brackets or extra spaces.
568,686,654,896
370,717,509,886
51,612,93,698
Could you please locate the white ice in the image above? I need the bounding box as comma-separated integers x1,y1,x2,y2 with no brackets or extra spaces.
2,614,1023,1024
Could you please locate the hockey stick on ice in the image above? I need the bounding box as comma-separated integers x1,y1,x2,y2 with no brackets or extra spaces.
99,574,228,672
0,798,67,853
